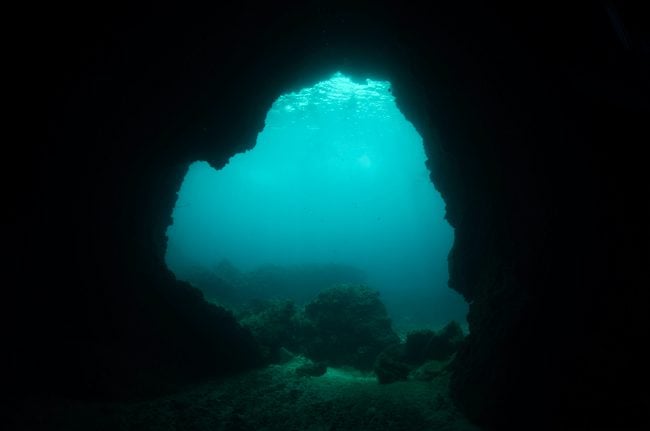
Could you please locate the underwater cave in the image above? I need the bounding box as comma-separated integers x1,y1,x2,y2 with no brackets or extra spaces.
21,2,650,431
165,72,467,330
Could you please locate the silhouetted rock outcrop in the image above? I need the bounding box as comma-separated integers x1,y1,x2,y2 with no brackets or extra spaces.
375,321,464,384
405,322,464,363
302,284,400,370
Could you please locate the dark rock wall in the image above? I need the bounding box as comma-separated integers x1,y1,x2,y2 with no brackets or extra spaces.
14,1,648,428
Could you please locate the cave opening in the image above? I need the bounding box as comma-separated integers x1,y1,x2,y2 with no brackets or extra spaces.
165,72,467,331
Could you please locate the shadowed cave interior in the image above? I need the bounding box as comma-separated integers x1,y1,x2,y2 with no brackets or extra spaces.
15,2,649,430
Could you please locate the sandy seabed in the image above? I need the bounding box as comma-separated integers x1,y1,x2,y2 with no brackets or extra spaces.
16,357,481,431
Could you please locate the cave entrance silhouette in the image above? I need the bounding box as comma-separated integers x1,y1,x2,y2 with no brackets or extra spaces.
165,72,467,330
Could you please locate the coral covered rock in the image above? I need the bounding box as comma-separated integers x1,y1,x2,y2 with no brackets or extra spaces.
376,321,465,384
302,284,400,370
405,321,465,363
404,329,437,364
239,299,301,362
295,360,328,377
409,359,450,381
374,344,411,384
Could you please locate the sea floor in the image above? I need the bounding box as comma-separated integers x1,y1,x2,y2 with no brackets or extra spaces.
16,357,481,431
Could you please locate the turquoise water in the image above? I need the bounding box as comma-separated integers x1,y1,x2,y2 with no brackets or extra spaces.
166,72,467,328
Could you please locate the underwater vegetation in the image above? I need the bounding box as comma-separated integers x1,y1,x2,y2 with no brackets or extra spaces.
236,282,465,384
237,284,400,370
182,259,466,381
